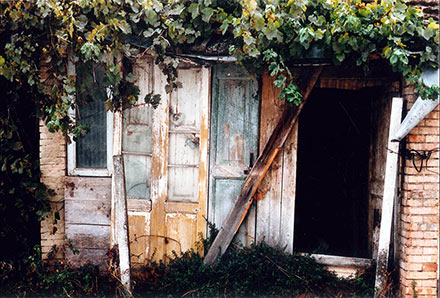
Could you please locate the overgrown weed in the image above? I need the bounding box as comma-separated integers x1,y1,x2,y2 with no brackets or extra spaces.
0,225,375,297
131,224,375,297
0,246,116,297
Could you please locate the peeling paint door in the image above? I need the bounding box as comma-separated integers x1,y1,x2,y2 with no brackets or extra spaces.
159,65,210,258
122,60,210,264
208,64,259,245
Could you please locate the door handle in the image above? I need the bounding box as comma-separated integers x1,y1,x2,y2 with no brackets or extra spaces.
243,152,255,175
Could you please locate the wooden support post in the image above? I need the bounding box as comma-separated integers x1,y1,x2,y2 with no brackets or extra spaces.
374,97,403,295
111,110,123,246
204,66,323,266
113,155,132,295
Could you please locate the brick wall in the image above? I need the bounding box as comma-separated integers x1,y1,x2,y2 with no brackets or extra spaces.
407,0,439,21
398,83,439,297
40,121,66,259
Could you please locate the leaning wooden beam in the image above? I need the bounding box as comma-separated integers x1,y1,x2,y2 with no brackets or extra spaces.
374,97,403,295
113,155,132,295
204,66,323,266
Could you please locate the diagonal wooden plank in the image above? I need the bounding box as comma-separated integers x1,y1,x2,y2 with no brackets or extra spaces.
204,66,323,266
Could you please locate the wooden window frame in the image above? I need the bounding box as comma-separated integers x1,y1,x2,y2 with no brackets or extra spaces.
66,57,113,177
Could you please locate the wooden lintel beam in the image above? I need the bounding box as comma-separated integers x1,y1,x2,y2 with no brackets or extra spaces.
204,66,323,266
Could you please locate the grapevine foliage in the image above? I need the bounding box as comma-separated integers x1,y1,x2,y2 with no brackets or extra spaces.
0,0,438,137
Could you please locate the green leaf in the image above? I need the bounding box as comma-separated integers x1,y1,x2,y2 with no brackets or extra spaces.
201,7,214,23
274,75,286,88
336,53,345,62
188,3,200,19
389,54,398,65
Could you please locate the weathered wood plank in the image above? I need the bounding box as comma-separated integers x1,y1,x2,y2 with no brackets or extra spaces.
65,199,111,225
64,177,112,226
310,254,373,268
64,176,112,268
149,64,169,262
256,71,284,247
66,248,110,269
111,110,123,246
65,176,112,201
197,67,210,246
280,122,298,253
65,224,111,249
113,155,132,293
368,96,392,258
374,97,403,294
204,67,323,265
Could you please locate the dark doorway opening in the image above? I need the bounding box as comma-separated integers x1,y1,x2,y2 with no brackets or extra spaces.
294,88,373,258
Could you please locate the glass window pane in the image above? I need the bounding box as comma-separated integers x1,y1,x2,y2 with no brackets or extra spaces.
124,154,151,200
122,106,152,153
76,63,107,168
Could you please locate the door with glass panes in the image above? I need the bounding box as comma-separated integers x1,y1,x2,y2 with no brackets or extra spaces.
121,59,209,265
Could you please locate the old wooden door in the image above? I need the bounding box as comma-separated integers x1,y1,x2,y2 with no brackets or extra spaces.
121,59,210,265
208,64,259,245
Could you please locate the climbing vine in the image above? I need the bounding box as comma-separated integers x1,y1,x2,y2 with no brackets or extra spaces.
0,0,438,137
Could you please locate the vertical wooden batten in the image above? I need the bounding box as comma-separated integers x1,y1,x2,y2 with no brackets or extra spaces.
196,66,210,246
113,155,132,294
111,110,123,246
149,64,169,261
280,123,298,252
374,97,403,294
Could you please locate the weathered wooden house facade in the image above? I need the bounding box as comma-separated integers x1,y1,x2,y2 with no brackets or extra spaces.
40,56,439,296
39,2,439,297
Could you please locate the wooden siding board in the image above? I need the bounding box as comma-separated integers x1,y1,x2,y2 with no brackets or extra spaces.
65,199,111,225
65,177,112,201
64,176,111,267
256,71,284,247
66,248,109,269
256,72,298,252
65,224,111,249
